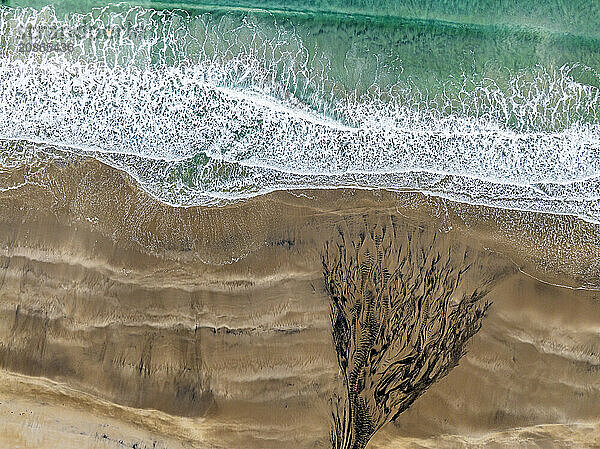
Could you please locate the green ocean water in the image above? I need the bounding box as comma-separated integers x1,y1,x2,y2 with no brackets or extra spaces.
0,0,599,220
6,0,600,38
5,0,600,95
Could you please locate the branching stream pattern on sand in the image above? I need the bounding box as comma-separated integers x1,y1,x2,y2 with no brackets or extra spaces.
323,220,491,449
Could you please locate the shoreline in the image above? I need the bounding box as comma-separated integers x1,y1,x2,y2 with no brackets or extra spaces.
2,156,598,286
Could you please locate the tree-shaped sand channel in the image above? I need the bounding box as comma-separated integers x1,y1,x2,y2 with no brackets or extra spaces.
323,219,491,449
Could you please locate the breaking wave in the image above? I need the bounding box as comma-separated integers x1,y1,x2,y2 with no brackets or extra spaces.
0,4,599,222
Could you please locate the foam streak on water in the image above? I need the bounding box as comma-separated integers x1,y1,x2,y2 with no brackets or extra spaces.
0,5,599,222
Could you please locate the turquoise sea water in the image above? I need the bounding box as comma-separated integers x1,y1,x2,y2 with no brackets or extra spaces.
0,1,599,221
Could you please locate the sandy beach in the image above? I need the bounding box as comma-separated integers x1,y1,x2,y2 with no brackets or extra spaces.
0,157,598,448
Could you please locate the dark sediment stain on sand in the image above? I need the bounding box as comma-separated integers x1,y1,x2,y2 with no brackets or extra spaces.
323,220,494,448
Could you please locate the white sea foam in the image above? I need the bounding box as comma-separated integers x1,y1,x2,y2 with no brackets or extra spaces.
0,5,599,222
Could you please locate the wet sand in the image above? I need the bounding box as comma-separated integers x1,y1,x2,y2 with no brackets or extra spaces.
0,157,599,448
